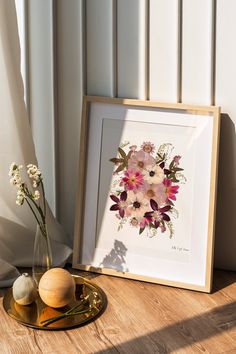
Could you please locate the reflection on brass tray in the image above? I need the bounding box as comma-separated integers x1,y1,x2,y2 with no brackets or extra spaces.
3,275,106,330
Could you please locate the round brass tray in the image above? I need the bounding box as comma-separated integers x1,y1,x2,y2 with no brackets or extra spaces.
3,275,106,330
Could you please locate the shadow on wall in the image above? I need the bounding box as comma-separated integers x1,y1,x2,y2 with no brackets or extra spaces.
0,216,34,266
214,114,236,270
0,216,70,269
95,300,236,353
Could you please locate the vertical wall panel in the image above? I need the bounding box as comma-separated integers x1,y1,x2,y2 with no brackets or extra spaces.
149,0,180,102
214,0,236,270
56,0,84,243
27,0,56,213
182,0,213,105
215,1,236,116
15,0,28,105
86,0,115,96
117,0,147,99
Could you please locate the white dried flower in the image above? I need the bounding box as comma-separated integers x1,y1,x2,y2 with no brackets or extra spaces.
16,190,25,205
32,180,38,188
33,191,40,200
10,177,17,186
9,163,23,187
9,162,17,177
27,164,41,181
9,162,46,228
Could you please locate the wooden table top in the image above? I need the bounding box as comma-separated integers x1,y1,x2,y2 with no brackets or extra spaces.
0,268,235,354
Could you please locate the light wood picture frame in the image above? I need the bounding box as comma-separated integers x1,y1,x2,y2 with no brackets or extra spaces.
73,96,221,292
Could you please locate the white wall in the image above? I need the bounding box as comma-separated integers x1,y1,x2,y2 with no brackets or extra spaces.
17,0,236,269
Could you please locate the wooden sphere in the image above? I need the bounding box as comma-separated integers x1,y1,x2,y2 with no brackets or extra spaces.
38,268,75,308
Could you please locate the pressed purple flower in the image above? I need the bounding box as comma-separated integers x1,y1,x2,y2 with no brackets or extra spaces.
110,191,128,218
145,199,171,228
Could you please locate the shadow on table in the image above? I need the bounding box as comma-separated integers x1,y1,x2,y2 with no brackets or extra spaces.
95,300,236,354
214,114,236,272
66,264,102,280
212,269,236,293
68,267,236,292
0,288,8,298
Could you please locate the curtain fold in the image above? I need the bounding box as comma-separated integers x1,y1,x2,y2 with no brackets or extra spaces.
0,0,72,287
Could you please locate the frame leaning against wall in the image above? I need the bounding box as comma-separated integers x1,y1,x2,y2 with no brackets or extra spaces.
73,96,221,293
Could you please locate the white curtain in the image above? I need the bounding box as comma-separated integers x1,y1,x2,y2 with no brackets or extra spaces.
0,0,72,287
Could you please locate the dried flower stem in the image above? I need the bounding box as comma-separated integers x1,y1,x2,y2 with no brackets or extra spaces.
40,295,95,327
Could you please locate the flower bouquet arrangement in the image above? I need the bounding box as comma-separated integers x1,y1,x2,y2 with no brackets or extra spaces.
9,163,52,283
109,142,186,238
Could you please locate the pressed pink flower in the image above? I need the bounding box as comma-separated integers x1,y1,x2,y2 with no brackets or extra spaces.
142,182,167,205
173,155,181,166
130,217,139,227
129,145,137,152
163,178,179,201
139,217,150,229
141,141,155,154
110,191,128,218
122,169,144,191
160,224,166,233
128,150,155,170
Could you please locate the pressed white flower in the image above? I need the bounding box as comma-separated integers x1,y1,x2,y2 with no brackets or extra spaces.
126,191,149,218
143,165,164,184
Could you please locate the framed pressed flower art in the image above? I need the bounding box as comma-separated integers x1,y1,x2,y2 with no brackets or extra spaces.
73,96,220,292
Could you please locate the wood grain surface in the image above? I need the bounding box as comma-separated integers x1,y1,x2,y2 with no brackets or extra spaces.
0,268,235,354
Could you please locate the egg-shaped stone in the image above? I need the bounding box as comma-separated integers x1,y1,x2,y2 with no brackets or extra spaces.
13,273,37,305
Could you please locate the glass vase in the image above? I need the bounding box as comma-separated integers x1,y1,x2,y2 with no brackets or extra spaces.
32,224,52,286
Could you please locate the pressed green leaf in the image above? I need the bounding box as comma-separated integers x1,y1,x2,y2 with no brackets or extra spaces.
115,163,126,173
172,167,184,172
118,147,127,159
149,223,157,229
127,150,133,160
139,227,145,235
167,199,174,206
171,177,179,183
110,157,123,163
169,160,174,170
